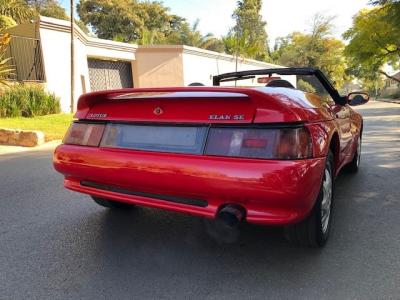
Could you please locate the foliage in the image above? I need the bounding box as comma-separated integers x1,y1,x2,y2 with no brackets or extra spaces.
369,0,400,26
0,15,17,30
0,33,13,86
224,0,269,60
357,73,385,96
24,0,89,33
0,0,34,24
78,0,173,42
0,113,72,141
386,90,400,99
343,5,400,84
0,84,60,117
26,0,68,20
164,19,225,52
297,79,316,93
74,19,89,34
272,14,347,88
77,0,224,51
0,0,88,33
223,28,264,60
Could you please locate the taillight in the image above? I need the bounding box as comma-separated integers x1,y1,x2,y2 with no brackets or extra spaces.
205,127,312,159
63,122,105,146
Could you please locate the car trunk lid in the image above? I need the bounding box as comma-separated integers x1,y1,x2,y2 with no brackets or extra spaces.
81,91,255,124
75,87,305,123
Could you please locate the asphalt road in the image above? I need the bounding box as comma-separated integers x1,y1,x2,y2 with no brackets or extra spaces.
1,101,399,299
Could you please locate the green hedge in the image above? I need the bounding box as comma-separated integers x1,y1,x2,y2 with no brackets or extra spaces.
0,85,61,118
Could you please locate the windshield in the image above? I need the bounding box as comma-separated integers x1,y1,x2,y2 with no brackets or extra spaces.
213,68,339,104
296,74,334,104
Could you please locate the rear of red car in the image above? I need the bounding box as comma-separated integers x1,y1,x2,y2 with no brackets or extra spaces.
53,87,327,225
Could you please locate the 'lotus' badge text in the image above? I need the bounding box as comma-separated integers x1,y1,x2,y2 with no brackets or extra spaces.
87,113,107,119
153,107,163,115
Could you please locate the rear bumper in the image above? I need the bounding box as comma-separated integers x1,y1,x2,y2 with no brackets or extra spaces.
53,144,326,225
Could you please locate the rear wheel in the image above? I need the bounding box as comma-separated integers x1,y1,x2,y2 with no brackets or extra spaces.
91,196,135,210
346,134,362,173
284,151,334,247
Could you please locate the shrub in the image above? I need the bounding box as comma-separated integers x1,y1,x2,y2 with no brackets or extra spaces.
0,33,14,86
388,91,400,99
0,84,61,117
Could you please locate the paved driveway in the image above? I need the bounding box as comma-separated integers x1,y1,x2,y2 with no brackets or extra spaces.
1,101,399,299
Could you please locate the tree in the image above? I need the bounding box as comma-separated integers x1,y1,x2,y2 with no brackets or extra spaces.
77,0,175,42
200,37,225,53
140,14,183,44
225,0,269,60
78,0,225,51
344,4,400,83
0,0,34,24
369,0,400,25
26,0,68,20
164,19,224,52
25,0,89,33
272,14,347,88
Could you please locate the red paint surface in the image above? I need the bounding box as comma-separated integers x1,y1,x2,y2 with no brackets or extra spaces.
54,145,325,224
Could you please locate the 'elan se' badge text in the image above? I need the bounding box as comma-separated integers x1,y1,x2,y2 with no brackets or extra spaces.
209,114,245,120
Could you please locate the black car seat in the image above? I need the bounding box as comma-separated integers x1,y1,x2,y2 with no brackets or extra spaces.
265,79,295,89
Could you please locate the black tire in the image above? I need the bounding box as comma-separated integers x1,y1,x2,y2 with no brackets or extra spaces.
91,196,135,210
345,134,362,173
284,151,334,247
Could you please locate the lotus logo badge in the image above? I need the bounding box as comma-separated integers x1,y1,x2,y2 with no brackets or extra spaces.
153,107,163,115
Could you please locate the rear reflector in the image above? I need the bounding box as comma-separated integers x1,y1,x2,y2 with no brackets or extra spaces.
63,123,105,146
243,138,268,148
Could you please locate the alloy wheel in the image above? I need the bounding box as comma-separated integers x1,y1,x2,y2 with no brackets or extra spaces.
321,168,333,234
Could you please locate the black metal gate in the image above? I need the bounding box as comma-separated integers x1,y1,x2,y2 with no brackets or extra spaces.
87,59,133,92
5,35,45,81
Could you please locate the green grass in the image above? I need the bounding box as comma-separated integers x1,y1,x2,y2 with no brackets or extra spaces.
0,114,73,141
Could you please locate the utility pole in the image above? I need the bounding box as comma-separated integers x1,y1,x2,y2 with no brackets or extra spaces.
234,21,240,87
70,0,75,113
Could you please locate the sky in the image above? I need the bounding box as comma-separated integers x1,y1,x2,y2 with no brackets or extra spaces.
61,0,371,46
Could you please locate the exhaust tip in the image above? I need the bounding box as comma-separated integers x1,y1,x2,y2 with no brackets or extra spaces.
217,205,244,228
204,205,245,244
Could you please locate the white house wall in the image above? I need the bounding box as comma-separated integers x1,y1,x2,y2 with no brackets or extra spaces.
39,24,73,112
39,16,137,112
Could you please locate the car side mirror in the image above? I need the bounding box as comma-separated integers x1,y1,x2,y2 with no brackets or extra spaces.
347,92,369,106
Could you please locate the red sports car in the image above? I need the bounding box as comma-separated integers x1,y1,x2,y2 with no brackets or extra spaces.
53,68,369,247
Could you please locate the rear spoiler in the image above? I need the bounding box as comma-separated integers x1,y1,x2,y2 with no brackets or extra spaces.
75,87,253,119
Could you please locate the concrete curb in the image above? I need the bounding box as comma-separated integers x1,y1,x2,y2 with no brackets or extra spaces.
375,98,400,104
0,128,45,147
